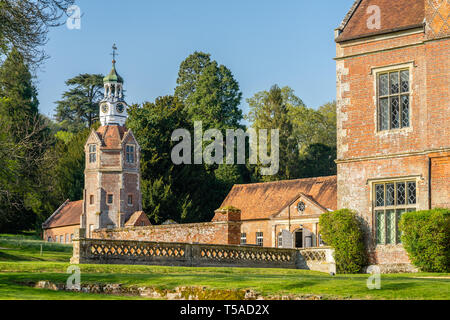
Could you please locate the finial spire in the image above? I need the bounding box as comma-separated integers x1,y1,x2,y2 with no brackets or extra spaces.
111,43,118,64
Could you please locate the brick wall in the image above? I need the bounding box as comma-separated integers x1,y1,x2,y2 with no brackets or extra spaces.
336,7,449,266
92,221,241,245
43,225,79,244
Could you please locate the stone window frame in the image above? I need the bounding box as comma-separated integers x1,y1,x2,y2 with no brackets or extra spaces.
256,232,264,247
89,194,94,205
240,233,246,245
372,62,415,134
126,144,135,164
127,194,133,206
371,177,418,246
88,144,97,163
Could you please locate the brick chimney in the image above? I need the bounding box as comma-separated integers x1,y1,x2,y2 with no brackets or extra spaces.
211,207,241,222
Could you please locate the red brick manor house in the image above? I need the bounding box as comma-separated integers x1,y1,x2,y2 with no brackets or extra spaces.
43,0,449,269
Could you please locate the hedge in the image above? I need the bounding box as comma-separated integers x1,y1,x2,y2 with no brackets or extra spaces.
399,208,449,272
319,209,367,274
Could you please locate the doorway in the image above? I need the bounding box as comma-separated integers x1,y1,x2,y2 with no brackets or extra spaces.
295,230,303,248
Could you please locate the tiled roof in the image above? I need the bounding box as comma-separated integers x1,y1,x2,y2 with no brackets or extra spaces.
124,211,151,227
96,125,127,149
220,176,337,221
336,0,425,42
43,200,82,229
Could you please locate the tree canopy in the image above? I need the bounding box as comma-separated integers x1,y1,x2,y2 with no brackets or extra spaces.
55,74,104,131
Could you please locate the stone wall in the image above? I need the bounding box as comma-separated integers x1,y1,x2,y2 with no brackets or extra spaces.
93,221,242,246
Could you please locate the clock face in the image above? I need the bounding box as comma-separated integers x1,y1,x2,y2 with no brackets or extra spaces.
101,103,109,113
116,103,125,113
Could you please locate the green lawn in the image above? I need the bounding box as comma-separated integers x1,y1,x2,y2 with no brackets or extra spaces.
0,234,449,300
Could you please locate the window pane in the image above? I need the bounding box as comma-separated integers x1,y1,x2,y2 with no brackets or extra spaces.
390,72,399,94
386,210,396,244
375,184,385,207
407,182,417,204
376,211,385,245
379,98,389,130
397,182,406,205
401,95,410,127
400,70,409,93
391,97,400,129
386,183,395,206
379,74,389,96
407,208,416,212
396,209,406,244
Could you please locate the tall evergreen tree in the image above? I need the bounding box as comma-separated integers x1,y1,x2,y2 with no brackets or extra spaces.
175,51,243,130
55,74,104,131
0,48,50,232
127,96,225,224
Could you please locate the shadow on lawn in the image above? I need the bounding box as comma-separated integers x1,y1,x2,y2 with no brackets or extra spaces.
0,251,43,262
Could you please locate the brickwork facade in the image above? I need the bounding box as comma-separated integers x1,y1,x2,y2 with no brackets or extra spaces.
43,225,79,244
81,127,143,237
93,209,242,245
335,0,449,266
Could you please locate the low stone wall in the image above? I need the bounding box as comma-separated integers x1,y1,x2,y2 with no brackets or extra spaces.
71,232,335,272
93,221,241,245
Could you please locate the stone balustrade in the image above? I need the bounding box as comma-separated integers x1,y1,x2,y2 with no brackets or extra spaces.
71,229,335,272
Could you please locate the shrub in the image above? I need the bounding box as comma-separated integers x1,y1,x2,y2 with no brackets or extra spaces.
319,209,367,274
399,208,449,272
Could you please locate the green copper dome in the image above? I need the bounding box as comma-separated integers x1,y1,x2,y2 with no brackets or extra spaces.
103,61,124,84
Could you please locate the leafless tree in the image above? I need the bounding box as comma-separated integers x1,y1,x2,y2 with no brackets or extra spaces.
0,0,75,65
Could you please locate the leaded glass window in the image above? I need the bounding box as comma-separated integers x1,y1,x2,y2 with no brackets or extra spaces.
126,145,135,164
374,180,417,245
378,69,410,131
89,144,97,163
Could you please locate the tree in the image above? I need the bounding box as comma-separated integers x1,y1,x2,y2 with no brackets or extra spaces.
246,85,305,181
49,128,90,203
0,48,52,232
127,96,222,224
175,51,243,130
298,143,337,178
0,0,75,64
247,86,337,181
55,74,104,130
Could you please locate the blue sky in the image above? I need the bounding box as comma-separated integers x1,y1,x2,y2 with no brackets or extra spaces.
36,0,355,120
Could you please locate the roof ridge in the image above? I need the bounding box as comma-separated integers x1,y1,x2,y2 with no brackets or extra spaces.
233,175,337,188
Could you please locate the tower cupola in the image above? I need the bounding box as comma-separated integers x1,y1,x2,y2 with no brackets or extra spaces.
100,44,128,126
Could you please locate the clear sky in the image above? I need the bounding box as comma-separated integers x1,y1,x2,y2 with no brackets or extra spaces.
36,0,355,120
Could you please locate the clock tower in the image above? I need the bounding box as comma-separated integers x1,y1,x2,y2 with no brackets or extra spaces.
80,45,143,237
100,44,128,126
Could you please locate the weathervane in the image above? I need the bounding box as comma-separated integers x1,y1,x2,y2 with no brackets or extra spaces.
111,43,118,63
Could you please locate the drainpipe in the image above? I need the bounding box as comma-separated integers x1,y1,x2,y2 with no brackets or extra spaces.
428,157,432,210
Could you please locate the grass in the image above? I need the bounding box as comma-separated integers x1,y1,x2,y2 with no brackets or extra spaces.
0,234,449,300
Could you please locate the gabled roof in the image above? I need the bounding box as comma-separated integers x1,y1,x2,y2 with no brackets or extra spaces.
220,176,337,221
96,125,127,149
124,211,151,227
336,0,425,43
43,200,82,229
